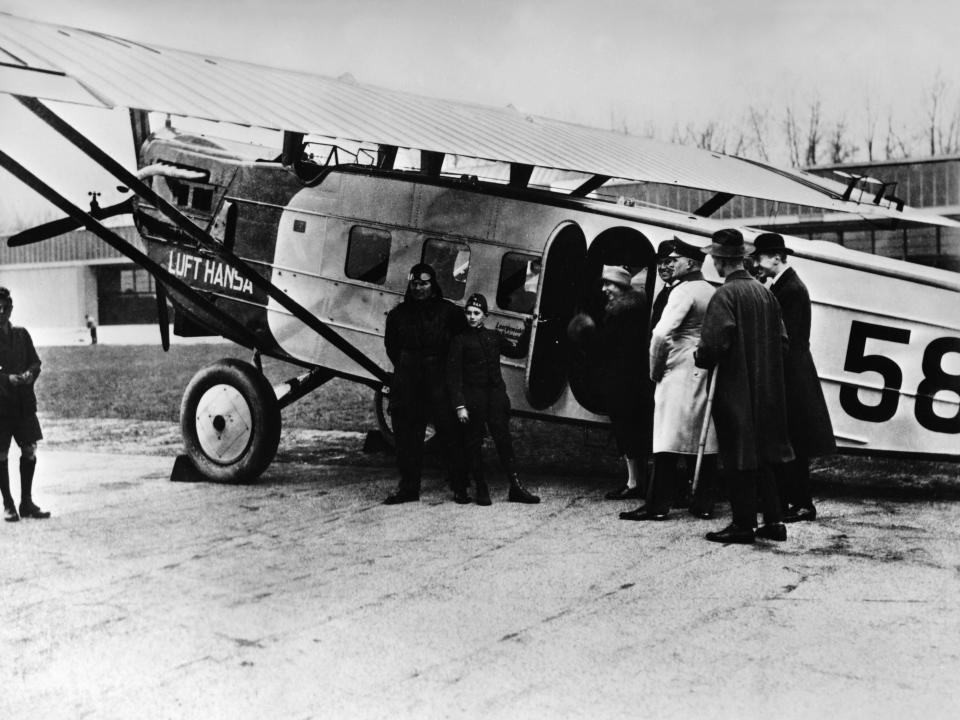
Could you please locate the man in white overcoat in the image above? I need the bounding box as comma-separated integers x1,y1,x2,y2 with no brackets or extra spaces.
620,238,719,521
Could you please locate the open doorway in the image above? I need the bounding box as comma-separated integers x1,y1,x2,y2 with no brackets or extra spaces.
524,222,587,409
566,226,655,414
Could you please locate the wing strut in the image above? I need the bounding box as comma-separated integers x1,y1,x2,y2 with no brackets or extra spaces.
570,175,610,197
693,192,735,218
0,149,267,353
14,96,391,385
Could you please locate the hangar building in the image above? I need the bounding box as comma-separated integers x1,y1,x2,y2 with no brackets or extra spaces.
0,224,156,329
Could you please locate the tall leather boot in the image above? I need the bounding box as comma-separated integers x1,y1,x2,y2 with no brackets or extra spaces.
475,471,491,506
1,461,18,522
508,473,540,504
452,469,472,504
18,458,50,519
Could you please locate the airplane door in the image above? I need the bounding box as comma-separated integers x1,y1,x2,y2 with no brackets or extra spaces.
525,223,587,409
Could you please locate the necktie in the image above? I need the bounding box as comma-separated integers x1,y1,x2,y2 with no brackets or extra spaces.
650,284,673,329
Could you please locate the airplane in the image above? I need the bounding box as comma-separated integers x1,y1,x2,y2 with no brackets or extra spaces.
0,14,957,482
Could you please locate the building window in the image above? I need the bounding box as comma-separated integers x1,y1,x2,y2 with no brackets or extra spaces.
874,228,905,260
422,238,469,300
905,226,940,265
120,268,156,294
497,252,540,314
842,230,873,254
345,226,391,285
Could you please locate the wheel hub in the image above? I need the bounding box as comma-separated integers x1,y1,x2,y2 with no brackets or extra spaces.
195,384,253,464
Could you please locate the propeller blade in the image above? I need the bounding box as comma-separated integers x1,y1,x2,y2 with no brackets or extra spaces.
156,282,170,352
7,198,133,247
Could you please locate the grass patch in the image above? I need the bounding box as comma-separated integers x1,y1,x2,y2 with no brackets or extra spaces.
33,343,960,489
34,343,623,477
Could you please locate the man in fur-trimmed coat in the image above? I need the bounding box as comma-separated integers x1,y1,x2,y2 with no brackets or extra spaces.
595,265,654,499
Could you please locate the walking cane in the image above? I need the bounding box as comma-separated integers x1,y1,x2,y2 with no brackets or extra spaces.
692,368,718,495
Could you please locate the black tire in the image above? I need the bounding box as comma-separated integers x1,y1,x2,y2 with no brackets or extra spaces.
373,387,396,448
180,358,281,482
373,387,437,451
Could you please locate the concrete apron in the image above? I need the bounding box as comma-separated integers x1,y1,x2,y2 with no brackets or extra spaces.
2,450,959,720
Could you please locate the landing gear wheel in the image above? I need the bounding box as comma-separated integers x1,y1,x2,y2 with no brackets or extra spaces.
373,387,396,449
373,387,436,451
180,358,281,482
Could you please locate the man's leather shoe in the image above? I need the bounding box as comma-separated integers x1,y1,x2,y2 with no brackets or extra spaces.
605,485,644,500
705,523,755,544
688,505,714,520
4,504,19,522
619,506,668,521
383,491,419,505
756,523,787,541
18,502,50,520
783,505,817,523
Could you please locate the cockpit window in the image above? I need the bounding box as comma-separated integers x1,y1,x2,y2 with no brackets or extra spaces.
345,226,391,285
497,252,540,314
422,238,469,300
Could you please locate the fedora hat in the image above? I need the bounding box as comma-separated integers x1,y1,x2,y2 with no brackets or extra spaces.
751,232,794,256
703,228,754,259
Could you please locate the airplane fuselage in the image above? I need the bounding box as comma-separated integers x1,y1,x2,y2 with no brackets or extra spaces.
135,133,960,459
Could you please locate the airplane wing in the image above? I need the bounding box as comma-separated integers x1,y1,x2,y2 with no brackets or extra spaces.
0,13,955,228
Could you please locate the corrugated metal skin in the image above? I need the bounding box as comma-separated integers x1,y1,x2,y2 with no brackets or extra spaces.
0,14,952,226
0,224,142,265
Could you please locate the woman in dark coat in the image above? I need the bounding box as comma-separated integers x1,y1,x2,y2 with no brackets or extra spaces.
446,293,539,506
595,265,654,500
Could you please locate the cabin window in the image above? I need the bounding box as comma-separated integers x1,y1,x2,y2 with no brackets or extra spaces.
165,177,190,206
496,252,540,314
191,186,214,212
346,226,391,285
422,238,469,300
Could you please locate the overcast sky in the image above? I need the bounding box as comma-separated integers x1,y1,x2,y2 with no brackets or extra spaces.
1,0,958,230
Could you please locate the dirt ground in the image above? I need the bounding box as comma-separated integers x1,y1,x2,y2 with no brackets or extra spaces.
3,419,960,720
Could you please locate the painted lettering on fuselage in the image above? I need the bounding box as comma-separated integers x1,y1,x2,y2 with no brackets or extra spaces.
167,249,255,296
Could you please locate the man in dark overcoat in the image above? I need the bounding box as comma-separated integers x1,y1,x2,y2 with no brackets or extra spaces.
695,230,794,544
753,233,836,522
383,264,466,504
0,287,50,522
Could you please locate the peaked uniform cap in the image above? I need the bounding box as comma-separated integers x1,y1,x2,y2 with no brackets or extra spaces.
658,238,705,263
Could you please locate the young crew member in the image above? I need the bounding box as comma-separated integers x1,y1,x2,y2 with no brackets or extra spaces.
446,293,539,506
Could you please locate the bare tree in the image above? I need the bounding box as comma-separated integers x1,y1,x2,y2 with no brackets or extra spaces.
884,112,911,160
746,105,770,162
804,100,822,166
864,96,878,162
924,70,946,156
827,117,857,164
784,105,802,167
